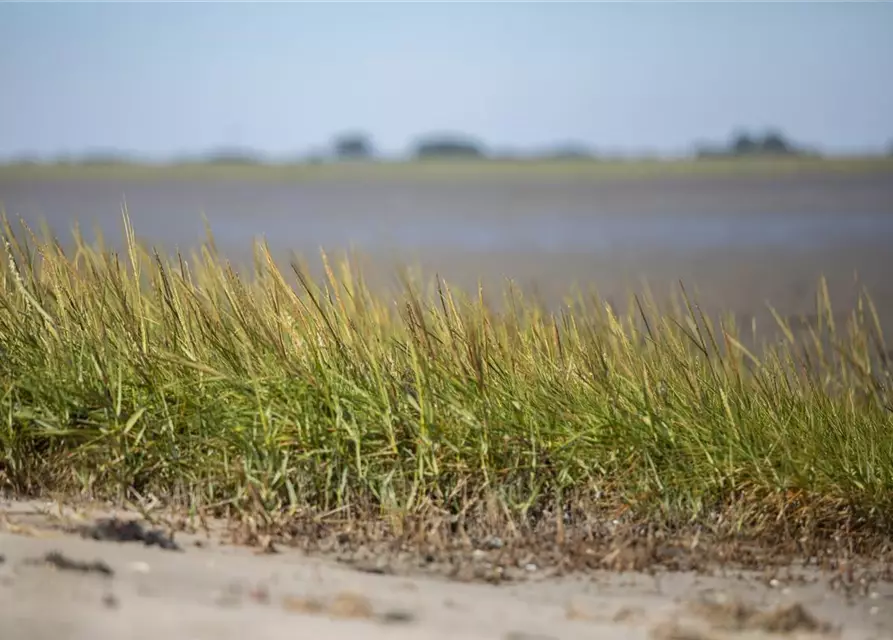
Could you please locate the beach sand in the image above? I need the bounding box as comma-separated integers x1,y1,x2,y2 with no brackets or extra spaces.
1,498,890,640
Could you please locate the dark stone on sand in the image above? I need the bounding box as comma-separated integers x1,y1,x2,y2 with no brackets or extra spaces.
79,517,182,551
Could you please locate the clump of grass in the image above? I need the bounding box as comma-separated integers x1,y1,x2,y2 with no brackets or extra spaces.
1,213,891,541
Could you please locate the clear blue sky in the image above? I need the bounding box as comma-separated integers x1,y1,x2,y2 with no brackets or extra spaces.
1,2,891,160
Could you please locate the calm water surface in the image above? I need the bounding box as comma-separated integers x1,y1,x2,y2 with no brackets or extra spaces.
1,174,892,255
4,173,893,333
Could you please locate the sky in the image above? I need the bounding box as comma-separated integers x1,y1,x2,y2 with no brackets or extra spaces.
1,2,892,160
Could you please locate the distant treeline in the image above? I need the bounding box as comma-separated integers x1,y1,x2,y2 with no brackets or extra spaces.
330,132,490,161
693,129,820,159
4,129,891,166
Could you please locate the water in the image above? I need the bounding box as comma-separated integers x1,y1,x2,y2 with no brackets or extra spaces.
3,171,893,335
215,209,893,253
2,174,892,255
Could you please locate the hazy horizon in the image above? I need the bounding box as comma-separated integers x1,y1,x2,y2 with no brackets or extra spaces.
2,2,892,161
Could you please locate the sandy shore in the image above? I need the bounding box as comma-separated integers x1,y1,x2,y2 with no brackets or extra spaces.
1,499,891,640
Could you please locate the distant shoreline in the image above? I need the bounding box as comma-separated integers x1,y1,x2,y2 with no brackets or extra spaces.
2,156,892,182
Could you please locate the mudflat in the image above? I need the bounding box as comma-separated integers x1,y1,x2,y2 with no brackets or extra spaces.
1,499,891,640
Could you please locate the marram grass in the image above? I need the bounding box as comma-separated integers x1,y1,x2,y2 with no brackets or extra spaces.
1,213,892,535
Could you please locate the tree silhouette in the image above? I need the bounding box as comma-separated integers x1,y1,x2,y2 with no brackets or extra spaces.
413,134,486,159
332,132,374,160
726,129,800,156
731,131,758,156
761,129,792,154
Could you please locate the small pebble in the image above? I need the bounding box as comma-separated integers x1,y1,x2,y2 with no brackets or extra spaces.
484,536,503,550
379,609,416,624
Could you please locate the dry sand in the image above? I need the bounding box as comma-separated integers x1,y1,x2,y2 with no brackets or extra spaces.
1,499,891,640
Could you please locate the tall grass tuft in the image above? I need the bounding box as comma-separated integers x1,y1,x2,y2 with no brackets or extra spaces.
1,212,891,537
